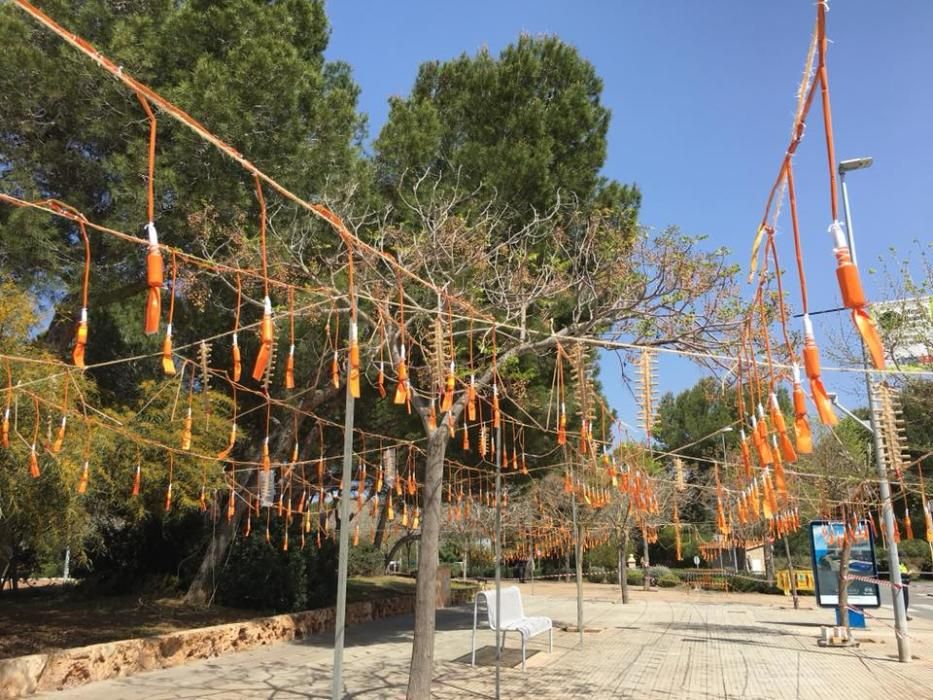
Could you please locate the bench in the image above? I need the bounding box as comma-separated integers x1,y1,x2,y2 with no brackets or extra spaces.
471,585,552,670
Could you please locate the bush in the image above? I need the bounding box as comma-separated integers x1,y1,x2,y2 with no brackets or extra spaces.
466,546,494,578
586,566,608,584
626,568,644,586
729,574,782,595
439,540,462,564
348,544,385,577
75,511,207,596
584,542,619,571
215,522,337,612
658,573,680,588
647,565,673,581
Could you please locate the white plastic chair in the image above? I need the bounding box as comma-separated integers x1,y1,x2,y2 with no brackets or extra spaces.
471,585,552,670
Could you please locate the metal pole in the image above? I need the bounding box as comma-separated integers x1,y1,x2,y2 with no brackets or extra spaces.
494,415,503,700
331,341,357,699
839,170,910,662
722,432,738,572
572,485,583,648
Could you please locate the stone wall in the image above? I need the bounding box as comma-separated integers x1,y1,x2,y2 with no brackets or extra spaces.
0,584,477,699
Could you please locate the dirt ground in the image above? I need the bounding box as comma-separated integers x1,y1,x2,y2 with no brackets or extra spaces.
0,575,449,660
0,585,263,659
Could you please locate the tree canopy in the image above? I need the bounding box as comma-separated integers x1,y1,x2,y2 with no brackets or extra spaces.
374,34,640,228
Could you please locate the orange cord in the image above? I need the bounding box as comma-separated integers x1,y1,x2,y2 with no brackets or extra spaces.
816,3,839,221
10,0,490,320
135,93,157,224
253,174,269,298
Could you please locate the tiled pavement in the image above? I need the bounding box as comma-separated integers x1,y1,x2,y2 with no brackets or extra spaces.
39,582,933,699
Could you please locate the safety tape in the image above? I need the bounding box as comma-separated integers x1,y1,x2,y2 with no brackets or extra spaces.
842,573,903,591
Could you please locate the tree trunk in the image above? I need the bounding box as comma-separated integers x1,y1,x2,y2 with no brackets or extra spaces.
642,530,650,591
385,533,421,571
372,488,391,549
837,537,852,640
619,529,630,604
782,536,799,610
763,534,775,586
405,429,447,700
183,500,242,605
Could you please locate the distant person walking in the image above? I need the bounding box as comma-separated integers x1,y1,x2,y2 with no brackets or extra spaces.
899,561,912,621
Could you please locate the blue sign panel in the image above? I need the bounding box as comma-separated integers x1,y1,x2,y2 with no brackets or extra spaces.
809,520,880,609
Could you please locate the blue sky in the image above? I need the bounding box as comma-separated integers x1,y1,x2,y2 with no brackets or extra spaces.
324,1,933,435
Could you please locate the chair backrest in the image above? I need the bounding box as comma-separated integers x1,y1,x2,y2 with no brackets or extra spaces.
477,586,524,630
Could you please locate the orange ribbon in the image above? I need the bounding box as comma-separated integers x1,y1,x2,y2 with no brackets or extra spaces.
144,224,162,335
802,315,837,425
830,222,886,369
251,296,274,381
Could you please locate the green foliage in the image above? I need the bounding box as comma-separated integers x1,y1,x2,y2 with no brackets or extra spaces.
215,524,338,612
727,575,783,595
657,573,681,588
584,541,620,571
901,380,933,471
438,539,462,564
647,565,673,581
75,511,205,595
0,286,97,587
347,544,385,577
467,546,495,578
654,378,737,460
375,35,634,223
0,0,363,596
878,541,933,574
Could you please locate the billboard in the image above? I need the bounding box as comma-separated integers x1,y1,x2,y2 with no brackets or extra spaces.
808,520,880,608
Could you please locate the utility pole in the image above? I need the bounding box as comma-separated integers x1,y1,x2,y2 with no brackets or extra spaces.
331,308,359,698
572,481,584,647
494,403,503,700
839,158,910,663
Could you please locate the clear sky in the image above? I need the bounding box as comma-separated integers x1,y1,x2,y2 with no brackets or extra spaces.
324,1,933,435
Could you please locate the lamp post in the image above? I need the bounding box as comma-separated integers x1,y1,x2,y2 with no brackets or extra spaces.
838,157,910,663
719,427,738,571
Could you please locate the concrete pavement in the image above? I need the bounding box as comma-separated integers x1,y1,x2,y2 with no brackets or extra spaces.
37,582,933,699
882,579,933,622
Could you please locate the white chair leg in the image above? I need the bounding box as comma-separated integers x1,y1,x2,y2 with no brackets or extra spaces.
521,634,526,671
549,627,553,653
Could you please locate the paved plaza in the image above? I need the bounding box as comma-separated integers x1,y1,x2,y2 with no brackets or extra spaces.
39,582,933,699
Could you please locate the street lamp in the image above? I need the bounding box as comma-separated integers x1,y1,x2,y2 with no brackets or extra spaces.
837,156,911,663
826,392,872,433
839,156,873,172
718,426,738,571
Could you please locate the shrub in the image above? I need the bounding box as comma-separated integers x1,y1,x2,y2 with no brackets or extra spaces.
729,574,782,595
658,573,680,588
215,522,337,612
586,566,608,584
647,565,673,581
439,539,462,564
584,542,619,571
466,546,494,578
348,544,385,577
626,568,644,586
